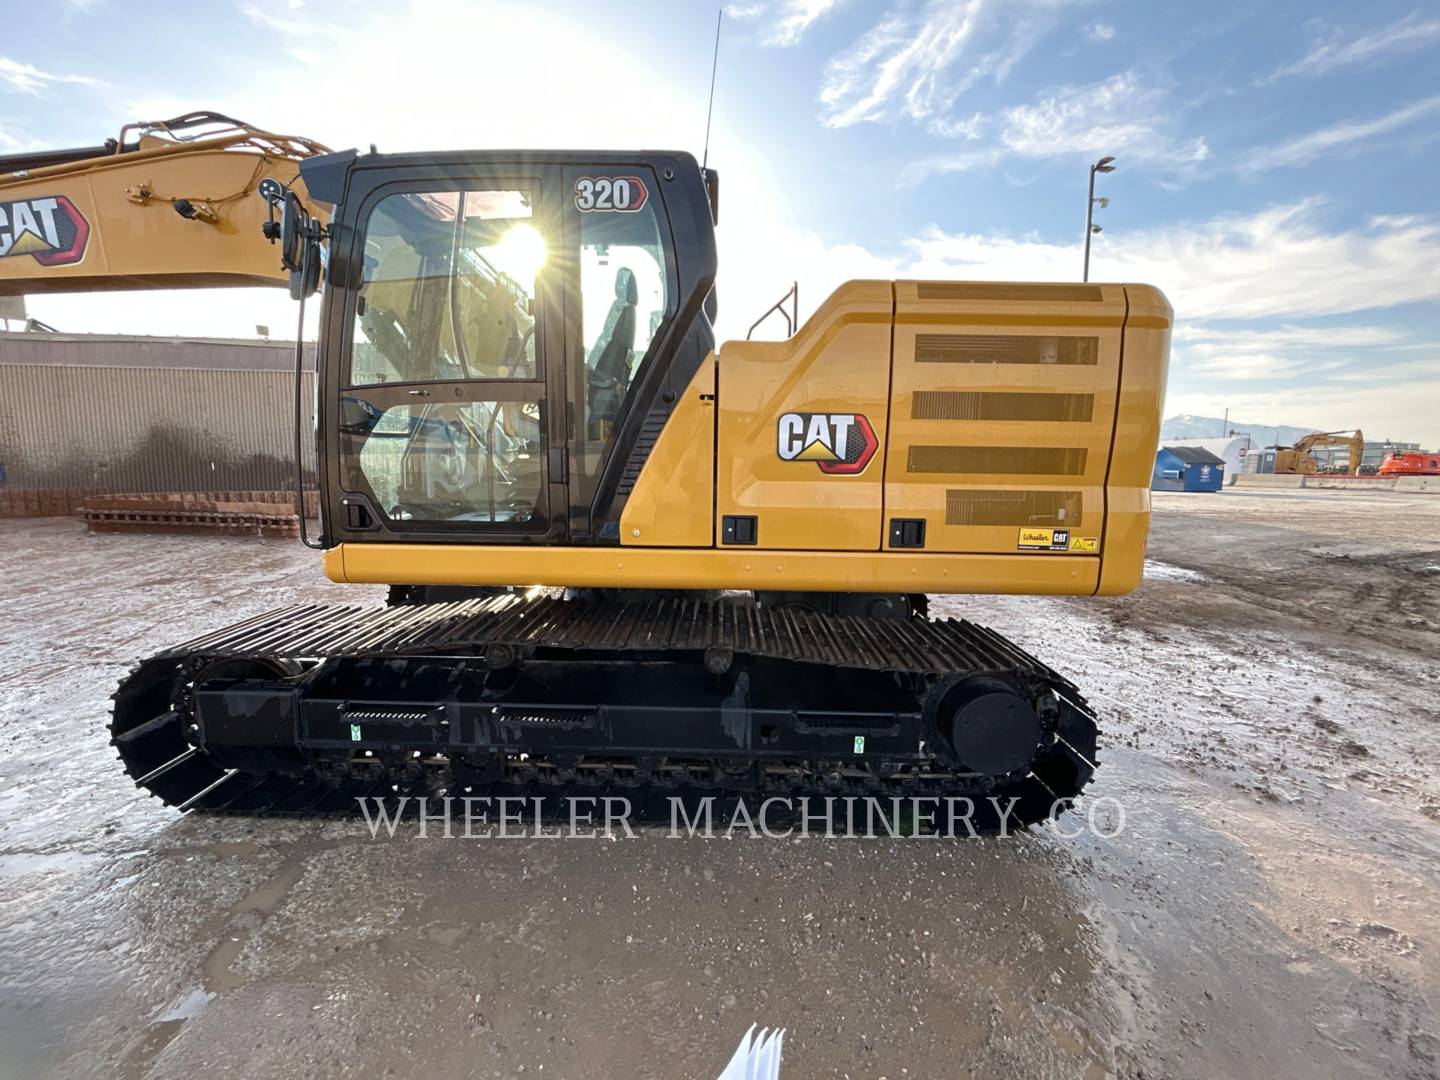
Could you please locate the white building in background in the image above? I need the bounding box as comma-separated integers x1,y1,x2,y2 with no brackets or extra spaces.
1159,436,1254,484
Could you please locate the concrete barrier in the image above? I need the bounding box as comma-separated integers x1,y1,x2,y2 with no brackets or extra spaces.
1394,475,1440,494
1231,473,1438,493
1232,474,1306,489
1303,475,1399,491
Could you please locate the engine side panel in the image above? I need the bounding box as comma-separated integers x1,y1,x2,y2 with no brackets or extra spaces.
885,282,1127,559
713,280,894,551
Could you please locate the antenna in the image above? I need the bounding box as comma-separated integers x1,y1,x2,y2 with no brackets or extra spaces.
701,8,723,171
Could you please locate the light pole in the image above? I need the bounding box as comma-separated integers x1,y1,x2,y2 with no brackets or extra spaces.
1082,155,1116,282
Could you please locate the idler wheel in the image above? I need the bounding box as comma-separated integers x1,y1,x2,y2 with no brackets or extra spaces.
934,676,1047,776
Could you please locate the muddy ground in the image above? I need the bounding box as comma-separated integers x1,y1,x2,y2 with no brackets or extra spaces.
1,487,1437,1079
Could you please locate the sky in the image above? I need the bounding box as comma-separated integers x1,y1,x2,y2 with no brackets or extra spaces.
6,0,1440,444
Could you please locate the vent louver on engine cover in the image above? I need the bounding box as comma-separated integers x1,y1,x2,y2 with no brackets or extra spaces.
910,391,1095,423
945,489,1082,526
914,282,1104,302
913,334,1099,365
908,446,1089,475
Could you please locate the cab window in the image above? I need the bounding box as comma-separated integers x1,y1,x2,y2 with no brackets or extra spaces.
349,188,546,385
574,185,670,493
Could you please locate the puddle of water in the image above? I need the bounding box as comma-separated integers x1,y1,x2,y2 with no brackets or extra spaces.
116,989,215,1078
0,850,103,877
153,988,215,1023
203,935,249,994
119,1019,186,1076
202,854,310,993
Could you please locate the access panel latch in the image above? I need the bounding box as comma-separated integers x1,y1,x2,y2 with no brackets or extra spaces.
722,515,757,545
889,518,926,549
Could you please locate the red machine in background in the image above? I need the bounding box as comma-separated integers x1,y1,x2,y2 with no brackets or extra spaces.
1377,451,1440,477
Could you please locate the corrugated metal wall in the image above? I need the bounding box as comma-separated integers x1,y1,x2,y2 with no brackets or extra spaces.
0,334,316,503
0,332,302,371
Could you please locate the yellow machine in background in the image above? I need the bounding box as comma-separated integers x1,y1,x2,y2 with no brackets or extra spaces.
1,113,1172,831
1274,429,1365,475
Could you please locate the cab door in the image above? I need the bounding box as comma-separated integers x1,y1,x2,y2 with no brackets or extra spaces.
557,163,681,539
326,172,568,542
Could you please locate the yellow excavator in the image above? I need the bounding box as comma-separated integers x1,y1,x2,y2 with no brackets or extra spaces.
0,113,1171,829
1273,430,1365,475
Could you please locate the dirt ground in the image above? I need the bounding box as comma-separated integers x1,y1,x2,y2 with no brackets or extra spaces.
1,488,1437,1079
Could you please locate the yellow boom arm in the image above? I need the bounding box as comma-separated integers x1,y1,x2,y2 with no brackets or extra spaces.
0,112,331,296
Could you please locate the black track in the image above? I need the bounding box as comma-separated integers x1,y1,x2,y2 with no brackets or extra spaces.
110,595,1099,833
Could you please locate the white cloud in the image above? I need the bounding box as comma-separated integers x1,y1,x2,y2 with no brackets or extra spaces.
928,110,984,140
742,199,1440,326
0,57,99,96
1071,201,1440,321
900,70,1209,183
1157,329,1440,441
1321,356,1440,384
1173,324,1411,351
818,0,1069,130
999,72,1184,157
1175,352,1321,382
1268,11,1440,82
1164,375,1440,446
1239,95,1440,172
237,0,327,61
764,0,845,47
1088,23,1115,42
1169,324,1408,382
239,0,314,33
1162,329,1440,443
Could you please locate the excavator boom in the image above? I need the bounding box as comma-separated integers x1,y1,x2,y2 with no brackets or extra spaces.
0,111,329,295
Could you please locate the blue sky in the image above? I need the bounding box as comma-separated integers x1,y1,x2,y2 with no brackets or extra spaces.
7,0,1440,443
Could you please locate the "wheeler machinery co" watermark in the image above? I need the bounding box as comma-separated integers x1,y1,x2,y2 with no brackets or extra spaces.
353,794,1128,841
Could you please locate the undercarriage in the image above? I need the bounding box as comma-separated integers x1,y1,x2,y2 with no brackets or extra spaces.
111,593,1099,832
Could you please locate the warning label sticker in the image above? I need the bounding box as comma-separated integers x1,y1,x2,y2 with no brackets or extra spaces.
1068,536,1099,553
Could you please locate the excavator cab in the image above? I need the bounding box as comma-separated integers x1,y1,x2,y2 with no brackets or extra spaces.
299,150,717,544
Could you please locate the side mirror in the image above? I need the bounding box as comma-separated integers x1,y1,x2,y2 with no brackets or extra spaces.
279,191,306,273
260,180,322,300
290,237,322,301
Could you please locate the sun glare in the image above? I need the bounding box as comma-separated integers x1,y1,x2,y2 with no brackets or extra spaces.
492,223,548,287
